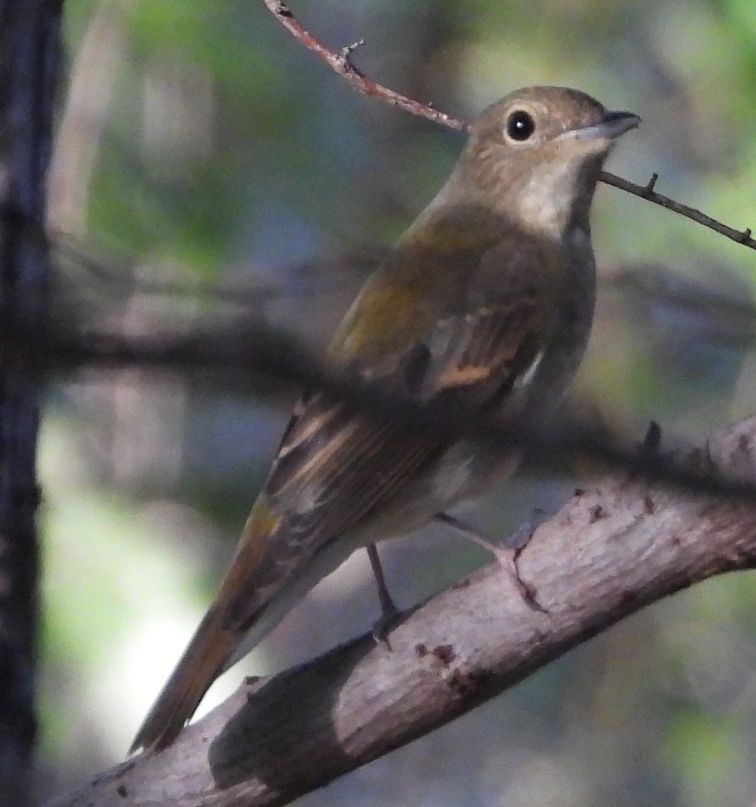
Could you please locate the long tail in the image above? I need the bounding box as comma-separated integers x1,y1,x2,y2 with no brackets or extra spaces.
130,499,282,752
129,608,238,753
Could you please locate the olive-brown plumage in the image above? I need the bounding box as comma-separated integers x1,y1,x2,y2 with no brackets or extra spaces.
131,86,639,752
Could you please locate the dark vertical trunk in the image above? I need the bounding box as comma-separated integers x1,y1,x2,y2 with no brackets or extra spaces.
0,2,63,802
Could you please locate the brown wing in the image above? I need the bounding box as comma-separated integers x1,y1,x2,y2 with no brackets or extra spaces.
222,291,551,630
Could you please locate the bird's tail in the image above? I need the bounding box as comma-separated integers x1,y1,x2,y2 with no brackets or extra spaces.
129,607,237,753
130,499,283,752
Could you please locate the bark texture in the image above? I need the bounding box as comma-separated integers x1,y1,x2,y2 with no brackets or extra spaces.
51,417,756,807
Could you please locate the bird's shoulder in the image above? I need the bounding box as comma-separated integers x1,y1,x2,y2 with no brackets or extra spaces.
330,205,570,379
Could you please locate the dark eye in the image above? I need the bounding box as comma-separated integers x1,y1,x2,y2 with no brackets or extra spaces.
506,110,535,141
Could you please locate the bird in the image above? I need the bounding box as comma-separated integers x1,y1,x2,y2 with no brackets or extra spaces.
131,86,639,752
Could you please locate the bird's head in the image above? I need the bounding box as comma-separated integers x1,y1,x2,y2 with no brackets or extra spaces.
457,86,639,236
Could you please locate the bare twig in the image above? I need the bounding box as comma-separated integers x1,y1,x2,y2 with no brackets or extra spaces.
600,171,756,249
53,235,358,305
0,212,370,306
261,0,466,131
49,416,756,807
261,0,755,252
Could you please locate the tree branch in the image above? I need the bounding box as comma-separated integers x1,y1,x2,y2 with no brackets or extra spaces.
261,0,755,252
3,319,756,503
598,172,755,250
260,0,465,132
50,416,756,806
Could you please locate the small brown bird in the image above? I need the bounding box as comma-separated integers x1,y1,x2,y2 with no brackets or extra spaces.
131,86,639,752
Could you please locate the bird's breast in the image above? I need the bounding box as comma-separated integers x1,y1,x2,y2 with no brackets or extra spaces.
524,225,596,409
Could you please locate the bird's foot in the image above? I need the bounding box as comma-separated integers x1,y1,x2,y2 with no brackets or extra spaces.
371,601,401,650
435,512,547,614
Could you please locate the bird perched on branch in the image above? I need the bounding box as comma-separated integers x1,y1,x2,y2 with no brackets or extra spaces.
131,86,639,752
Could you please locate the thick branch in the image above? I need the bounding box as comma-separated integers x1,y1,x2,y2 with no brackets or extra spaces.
261,0,755,251
51,416,756,807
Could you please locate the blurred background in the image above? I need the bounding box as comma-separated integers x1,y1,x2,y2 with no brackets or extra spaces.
40,0,756,804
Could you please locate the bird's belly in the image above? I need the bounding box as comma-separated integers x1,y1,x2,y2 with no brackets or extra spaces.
355,441,519,544
224,443,515,671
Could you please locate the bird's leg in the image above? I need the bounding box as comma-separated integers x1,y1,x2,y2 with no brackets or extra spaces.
641,420,662,454
435,512,547,613
366,542,400,647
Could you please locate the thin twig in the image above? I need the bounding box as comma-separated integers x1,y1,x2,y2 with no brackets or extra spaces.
261,0,755,252
261,0,466,131
600,171,755,249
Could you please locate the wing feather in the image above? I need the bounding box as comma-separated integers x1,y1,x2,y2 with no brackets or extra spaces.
223,232,564,630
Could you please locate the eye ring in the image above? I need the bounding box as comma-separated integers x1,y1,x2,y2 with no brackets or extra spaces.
506,110,536,142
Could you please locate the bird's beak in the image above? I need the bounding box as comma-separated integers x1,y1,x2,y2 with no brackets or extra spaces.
560,110,641,142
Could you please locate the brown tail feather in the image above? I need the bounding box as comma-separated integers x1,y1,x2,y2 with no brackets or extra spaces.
129,609,237,753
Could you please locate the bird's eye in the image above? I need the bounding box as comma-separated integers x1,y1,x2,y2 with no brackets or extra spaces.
506,110,535,141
